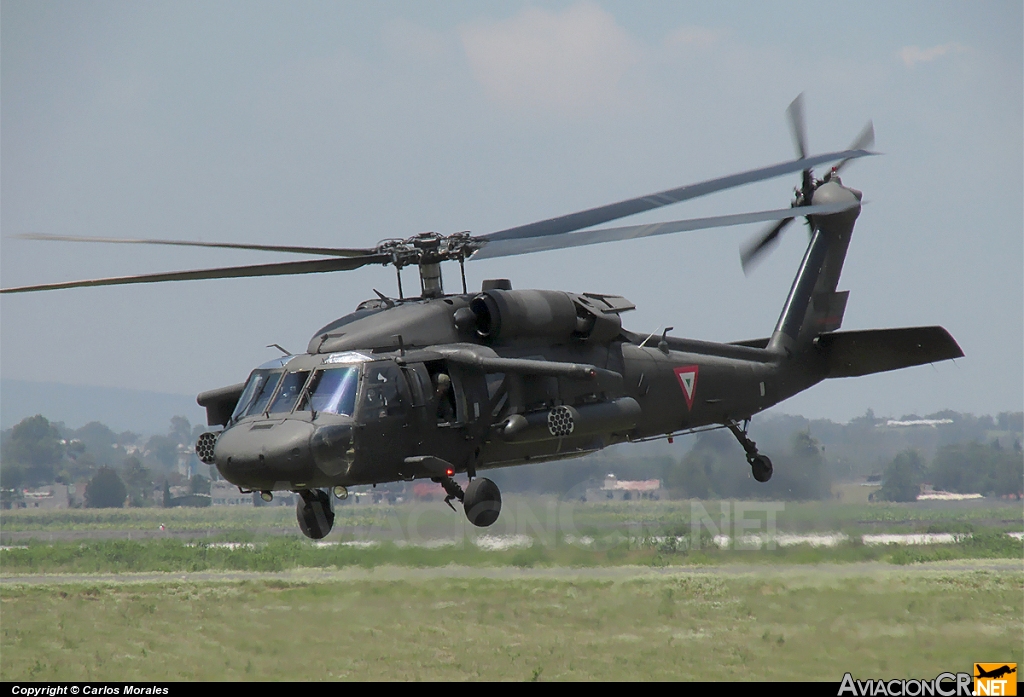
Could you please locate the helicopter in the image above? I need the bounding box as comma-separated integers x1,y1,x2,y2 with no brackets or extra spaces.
2,96,963,539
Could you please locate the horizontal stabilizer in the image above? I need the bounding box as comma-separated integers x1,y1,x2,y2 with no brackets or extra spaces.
818,327,963,379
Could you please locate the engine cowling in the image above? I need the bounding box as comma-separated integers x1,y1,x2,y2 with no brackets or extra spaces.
468,289,581,343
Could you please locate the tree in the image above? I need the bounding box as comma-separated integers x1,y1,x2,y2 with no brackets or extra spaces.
145,435,180,470
0,463,24,490
930,444,976,493
189,474,211,495
931,441,1024,497
85,467,127,508
169,416,192,445
121,456,154,507
58,451,99,487
666,447,715,499
72,422,119,465
1,415,65,486
664,431,736,499
770,431,830,500
878,450,925,502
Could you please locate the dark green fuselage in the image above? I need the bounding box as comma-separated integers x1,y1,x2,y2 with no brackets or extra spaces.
201,182,962,493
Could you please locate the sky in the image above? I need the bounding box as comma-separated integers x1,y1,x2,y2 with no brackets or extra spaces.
2,1,1022,426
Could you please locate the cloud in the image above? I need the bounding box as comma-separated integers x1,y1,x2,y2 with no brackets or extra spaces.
459,2,638,112
898,42,968,67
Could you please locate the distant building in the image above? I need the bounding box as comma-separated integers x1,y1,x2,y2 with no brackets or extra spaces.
916,483,983,501
585,474,661,502
880,419,954,428
413,482,439,501
15,484,70,510
210,480,253,506
176,444,197,479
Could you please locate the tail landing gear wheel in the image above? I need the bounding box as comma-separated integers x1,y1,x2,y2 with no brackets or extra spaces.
727,421,773,483
750,455,773,483
297,489,335,539
463,478,501,527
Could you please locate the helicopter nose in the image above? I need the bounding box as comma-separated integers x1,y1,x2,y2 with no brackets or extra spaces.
309,421,355,477
214,420,316,489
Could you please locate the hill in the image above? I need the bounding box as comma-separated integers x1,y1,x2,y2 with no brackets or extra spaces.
1,379,205,436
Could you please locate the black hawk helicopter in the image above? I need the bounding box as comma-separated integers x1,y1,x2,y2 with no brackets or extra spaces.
2,96,963,538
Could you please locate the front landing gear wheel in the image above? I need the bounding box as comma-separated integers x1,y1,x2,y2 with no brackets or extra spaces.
297,489,335,539
750,455,773,483
463,478,501,527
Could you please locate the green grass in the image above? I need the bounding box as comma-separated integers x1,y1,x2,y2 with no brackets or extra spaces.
1,529,1020,575
560,498,1024,535
2,497,1019,575
1,567,1020,680
0,504,374,533
3,496,1021,537
2,498,1019,680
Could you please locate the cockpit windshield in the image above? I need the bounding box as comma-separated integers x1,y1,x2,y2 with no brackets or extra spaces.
298,367,359,416
231,369,283,420
267,371,311,414
231,359,363,421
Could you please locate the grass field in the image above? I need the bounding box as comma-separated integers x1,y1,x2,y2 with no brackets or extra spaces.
1,498,1020,681
1,564,1020,681
3,496,1021,537
0,529,1021,575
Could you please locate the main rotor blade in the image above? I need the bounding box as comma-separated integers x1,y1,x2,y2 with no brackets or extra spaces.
787,93,808,160
740,218,793,275
470,201,857,261
835,121,875,174
481,148,874,243
0,255,390,294
16,233,376,257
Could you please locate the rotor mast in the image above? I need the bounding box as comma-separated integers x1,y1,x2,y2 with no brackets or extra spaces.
379,232,478,299
413,235,445,298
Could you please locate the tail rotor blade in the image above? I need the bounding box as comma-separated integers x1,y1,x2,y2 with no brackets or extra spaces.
787,93,816,201
836,121,875,173
739,97,874,275
786,93,809,160
740,217,793,275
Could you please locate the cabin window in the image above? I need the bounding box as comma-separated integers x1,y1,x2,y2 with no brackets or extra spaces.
402,366,428,408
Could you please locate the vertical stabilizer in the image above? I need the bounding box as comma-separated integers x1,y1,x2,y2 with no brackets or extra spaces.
767,179,861,355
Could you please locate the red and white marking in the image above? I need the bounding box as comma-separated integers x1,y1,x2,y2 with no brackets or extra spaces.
674,365,699,410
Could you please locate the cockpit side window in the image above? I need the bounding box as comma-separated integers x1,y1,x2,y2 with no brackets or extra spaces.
298,367,359,416
267,371,311,414
235,370,284,419
360,362,408,419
